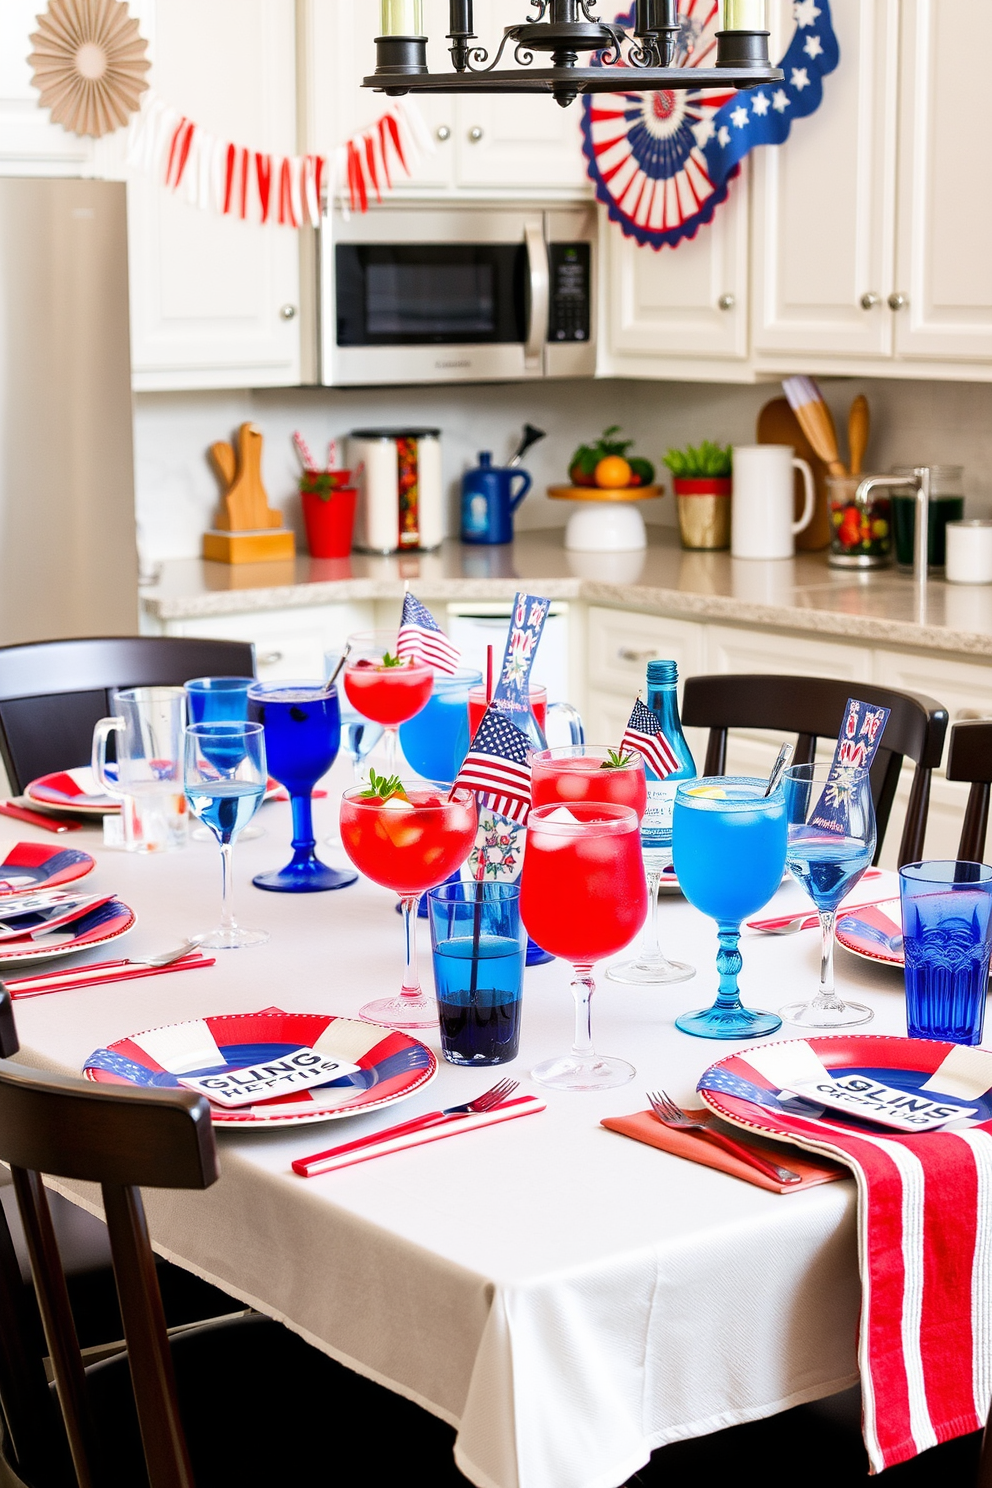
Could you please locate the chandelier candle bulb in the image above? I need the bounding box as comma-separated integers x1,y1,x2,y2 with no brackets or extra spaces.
722,0,767,30
380,0,425,36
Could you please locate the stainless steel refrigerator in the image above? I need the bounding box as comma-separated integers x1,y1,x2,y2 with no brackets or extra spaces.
0,177,138,646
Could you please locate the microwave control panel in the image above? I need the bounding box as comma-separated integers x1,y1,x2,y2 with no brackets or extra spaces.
547,243,591,343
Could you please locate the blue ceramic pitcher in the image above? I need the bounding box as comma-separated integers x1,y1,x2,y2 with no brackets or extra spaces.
461,452,532,545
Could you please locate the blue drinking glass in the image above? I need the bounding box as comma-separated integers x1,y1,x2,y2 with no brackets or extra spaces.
184,721,268,949
900,861,992,1045
398,668,483,782
780,762,876,1029
672,777,787,1039
185,680,262,837
428,882,525,1066
247,681,357,893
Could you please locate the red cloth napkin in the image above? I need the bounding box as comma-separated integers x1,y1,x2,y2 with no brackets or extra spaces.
698,1036,992,1474
601,1108,846,1194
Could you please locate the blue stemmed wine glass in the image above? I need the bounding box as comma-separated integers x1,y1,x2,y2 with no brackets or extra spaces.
248,680,358,893
779,762,876,1028
671,777,787,1039
185,676,264,840
184,721,268,949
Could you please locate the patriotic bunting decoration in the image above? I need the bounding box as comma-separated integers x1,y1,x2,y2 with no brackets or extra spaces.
581,0,838,250
125,88,433,225
621,698,679,781
454,707,533,827
397,593,461,675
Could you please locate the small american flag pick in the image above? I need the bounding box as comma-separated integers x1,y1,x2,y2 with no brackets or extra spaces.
454,707,532,826
621,698,679,781
396,592,460,675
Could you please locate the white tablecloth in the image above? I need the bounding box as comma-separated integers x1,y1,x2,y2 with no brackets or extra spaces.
4,770,915,1488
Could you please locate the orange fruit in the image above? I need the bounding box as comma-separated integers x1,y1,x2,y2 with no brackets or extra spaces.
594,455,632,489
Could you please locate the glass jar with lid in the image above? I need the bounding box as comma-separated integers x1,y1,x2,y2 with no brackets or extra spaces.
890,465,964,571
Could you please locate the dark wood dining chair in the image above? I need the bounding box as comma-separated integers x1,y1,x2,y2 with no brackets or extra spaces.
681,675,949,867
0,988,469,1488
0,637,255,795
946,719,992,861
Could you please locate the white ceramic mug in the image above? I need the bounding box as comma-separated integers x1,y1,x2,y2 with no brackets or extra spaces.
731,445,815,560
946,520,992,585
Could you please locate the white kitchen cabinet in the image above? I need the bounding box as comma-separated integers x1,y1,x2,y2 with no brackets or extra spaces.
892,0,992,363
0,0,95,176
128,0,302,392
314,0,589,199
159,601,375,682
751,0,899,360
601,165,751,375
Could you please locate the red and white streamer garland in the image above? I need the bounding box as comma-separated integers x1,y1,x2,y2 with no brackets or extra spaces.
126,88,433,223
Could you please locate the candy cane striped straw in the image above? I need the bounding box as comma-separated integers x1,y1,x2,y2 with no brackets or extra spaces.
327,438,338,470
292,430,317,473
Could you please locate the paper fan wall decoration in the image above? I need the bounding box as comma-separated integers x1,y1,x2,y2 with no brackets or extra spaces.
28,0,150,138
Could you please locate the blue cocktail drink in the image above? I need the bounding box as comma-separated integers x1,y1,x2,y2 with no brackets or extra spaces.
900,861,992,1045
780,762,876,1028
399,668,482,782
188,780,264,841
248,682,357,893
672,778,786,1039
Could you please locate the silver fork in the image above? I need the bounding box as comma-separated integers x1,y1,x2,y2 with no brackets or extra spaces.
439,1077,519,1117
126,939,203,968
647,1090,802,1185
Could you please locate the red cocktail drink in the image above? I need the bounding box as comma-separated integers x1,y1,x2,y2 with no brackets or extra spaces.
531,747,647,820
343,629,434,776
468,684,547,740
521,802,646,1092
340,782,477,1028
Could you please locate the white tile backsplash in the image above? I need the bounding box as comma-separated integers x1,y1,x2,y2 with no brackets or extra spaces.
133,376,992,564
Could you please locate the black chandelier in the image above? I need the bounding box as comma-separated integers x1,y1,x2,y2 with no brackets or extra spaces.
365,1,782,109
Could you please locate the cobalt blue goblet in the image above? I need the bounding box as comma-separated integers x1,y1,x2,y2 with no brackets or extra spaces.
247,681,357,893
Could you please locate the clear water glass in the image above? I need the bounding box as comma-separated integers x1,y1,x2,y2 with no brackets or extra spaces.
780,762,875,1028
184,721,268,950
185,676,263,841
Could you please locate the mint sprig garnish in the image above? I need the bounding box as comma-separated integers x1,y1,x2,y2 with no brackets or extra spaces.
380,651,405,668
601,747,635,769
360,770,407,801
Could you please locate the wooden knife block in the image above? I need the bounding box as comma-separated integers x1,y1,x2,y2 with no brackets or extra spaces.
203,422,296,565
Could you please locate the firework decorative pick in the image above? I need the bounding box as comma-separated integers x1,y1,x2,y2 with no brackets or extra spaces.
809,700,890,835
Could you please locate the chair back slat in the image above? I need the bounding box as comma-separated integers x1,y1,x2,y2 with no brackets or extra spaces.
103,1185,194,1488
11,1167,100,1488
682,675,948,868
0,636,255,793
946,720,992,862
0,993,220,1487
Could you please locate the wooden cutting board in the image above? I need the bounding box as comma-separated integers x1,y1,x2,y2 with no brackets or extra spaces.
756,397,831,551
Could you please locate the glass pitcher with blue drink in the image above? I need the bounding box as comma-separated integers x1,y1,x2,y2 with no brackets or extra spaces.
608,660,697,986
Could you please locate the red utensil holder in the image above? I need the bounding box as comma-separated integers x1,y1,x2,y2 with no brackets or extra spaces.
301,485,356,558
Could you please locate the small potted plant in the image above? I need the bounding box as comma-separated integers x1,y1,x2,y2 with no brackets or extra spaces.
663,441,732,550
293,433,357,559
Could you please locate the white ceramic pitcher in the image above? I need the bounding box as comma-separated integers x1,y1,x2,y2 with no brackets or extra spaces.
731,445,816,560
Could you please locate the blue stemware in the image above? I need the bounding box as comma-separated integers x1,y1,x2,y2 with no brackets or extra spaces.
185,676,265,840
184,721,268,949
247,680,357,893
672,777,787,1039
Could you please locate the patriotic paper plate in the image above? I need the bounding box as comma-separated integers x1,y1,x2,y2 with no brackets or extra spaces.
83,1010,438,1128
0,898,134,964
698,1035,992,1138
25,767,120,815
0,842,95,897
835,899,904,967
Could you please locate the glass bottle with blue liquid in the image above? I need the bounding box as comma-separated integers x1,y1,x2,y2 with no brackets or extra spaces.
607,659,697,986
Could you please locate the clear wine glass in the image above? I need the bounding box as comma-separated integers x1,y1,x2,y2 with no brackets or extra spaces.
185,677,264,841
779,762,876,1028
184,721,268,950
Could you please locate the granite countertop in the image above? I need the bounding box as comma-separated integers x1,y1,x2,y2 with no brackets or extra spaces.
141,528,992,659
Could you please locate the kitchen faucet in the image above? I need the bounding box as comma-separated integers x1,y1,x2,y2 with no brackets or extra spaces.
855,467,934,622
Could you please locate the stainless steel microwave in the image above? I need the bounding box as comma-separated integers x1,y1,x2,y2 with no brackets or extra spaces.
319,203,596,385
